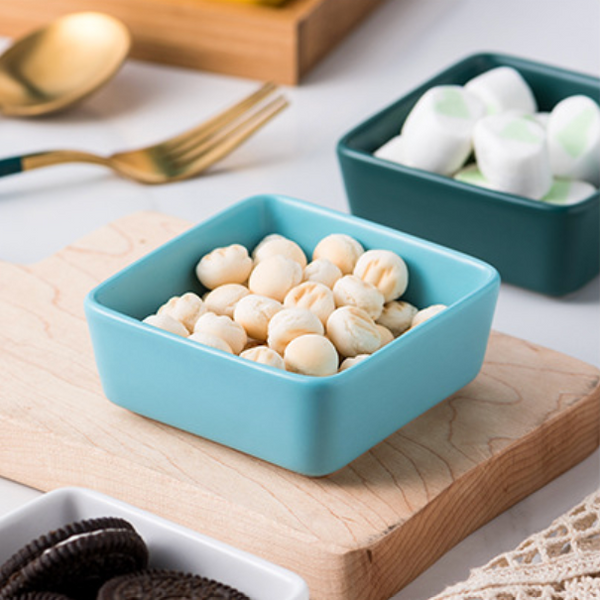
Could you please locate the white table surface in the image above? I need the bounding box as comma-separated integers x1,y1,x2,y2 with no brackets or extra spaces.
0,0,598,597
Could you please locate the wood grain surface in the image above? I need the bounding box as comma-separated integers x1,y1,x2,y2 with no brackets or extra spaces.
0,211,598,600
0,0,382,84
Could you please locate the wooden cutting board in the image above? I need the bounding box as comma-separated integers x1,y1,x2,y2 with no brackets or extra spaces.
0,211,598,600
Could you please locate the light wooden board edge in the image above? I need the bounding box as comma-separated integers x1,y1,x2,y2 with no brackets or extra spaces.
1,367,597,600
0,210,598,600
360,384,600,597
0,0,383,84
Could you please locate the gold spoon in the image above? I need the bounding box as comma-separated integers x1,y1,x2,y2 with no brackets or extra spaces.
0,12,131,117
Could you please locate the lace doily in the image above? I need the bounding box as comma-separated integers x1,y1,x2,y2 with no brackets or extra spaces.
429,490,600,600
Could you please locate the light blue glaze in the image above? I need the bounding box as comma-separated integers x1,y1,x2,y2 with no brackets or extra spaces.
85,194,499,476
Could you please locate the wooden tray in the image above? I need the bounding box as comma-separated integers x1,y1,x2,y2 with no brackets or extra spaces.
0,211,598,600
0,0,382,84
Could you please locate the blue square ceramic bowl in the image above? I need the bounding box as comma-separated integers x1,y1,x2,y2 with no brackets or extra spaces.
337,53,600,296
85,194,499,476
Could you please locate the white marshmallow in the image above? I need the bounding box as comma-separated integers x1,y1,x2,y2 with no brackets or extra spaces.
284,334,339,377
326,306,381,358
400,85,486,175
374,135,406,164
353,249,409,302
473,115,553,199
248,255,303,302
533,112,551,129
253,235,307,268
303,258,342,289
284,281,336,326
240,346,285,370
454,163,497,190
157,292,206,333
376,324,394,348
143,313,189,337
193,312,247,355
412,304,447,328
465,66,537,115
312,234,364,275
376,300,418,336
233,294,282,342
503,111,551,130
267,308,324,355
188,331,233,354
195,244,253,290
333,275,384,320
542,178,597,205
547,95,600,186
339,354,369,372
203,283,250,318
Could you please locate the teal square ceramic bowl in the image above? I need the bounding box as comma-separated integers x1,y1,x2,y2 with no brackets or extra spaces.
337,53,600,296
85,194,499,476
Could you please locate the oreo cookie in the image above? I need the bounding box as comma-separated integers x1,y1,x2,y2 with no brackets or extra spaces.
15,594,74,600
0,517,148,600
97,569,251,600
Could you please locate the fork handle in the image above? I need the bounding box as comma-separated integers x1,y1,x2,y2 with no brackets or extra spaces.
0,156,23,177
0,150,110,178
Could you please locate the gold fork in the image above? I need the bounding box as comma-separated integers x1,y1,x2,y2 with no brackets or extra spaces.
0,82,288,184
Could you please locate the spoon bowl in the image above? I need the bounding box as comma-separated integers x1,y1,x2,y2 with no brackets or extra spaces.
0,12,131,116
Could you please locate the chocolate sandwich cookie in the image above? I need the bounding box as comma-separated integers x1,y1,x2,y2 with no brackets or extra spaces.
0,517,148,600
15,594,74,600
97,569,251,600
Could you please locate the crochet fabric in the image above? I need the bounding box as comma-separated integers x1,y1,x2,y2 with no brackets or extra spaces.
430,491,600,600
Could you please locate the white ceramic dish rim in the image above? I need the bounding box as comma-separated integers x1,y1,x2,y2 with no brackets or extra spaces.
0,486,309,600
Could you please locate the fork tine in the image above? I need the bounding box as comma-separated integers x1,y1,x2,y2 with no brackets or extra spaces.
160,81,278,154
170,95,289,179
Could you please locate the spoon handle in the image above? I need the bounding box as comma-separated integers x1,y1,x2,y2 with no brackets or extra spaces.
0,156,23,177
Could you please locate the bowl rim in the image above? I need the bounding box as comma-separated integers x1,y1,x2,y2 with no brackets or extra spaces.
85,194,500,383
337,51,600,213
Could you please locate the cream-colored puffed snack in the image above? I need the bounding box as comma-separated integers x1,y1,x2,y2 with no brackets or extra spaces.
283,281,336,326
203,283,250,318
267,307,324,355
240,346,285,370
253,235,307,268
188,330,233,353
411,304,447,328
248,255,303,302
332,275,384,320
143,313,189,337
251,234,284,258
376,300,418,336
233,294,282,342
303,258,343,288
326,306,381,358
193,312,247,355
339,354,369,372
157,292,206,333
195,244,253,290
312,233,364,275
353,249,409,302
284,334,339,377
376,325,394,348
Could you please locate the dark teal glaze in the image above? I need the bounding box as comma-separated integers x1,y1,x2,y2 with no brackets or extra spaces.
337,53,600,296
0,156,23,177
